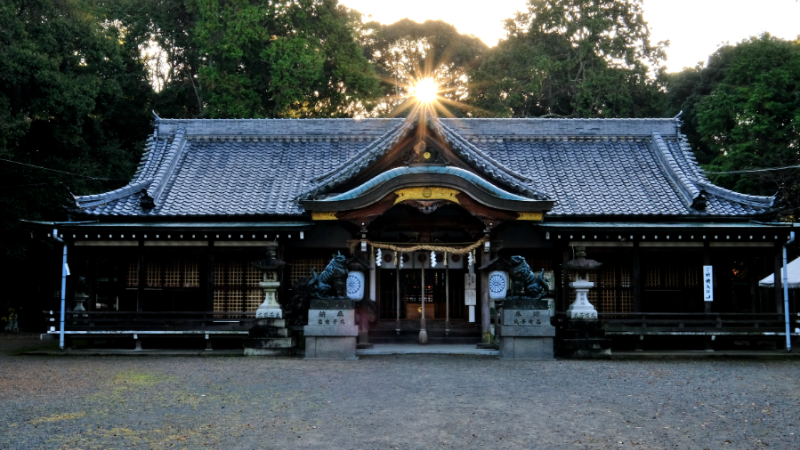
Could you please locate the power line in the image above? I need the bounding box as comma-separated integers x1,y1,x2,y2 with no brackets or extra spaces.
0,182,56,188
0,158,122,181
704,164,800,174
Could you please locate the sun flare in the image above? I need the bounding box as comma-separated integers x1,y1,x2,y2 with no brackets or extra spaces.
412,78,439,104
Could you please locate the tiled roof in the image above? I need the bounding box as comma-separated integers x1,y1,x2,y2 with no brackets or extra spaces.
74,117,776,219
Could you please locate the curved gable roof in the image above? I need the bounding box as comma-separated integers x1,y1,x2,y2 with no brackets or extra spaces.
72,116,777,220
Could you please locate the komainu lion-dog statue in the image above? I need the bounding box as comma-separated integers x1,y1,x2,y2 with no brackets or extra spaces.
508,255,549,300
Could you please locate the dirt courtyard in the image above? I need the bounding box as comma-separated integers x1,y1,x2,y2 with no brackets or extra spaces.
0,334,798,449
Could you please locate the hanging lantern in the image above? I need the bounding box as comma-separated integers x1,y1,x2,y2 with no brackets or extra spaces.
347,271,365,300
488,270,508,299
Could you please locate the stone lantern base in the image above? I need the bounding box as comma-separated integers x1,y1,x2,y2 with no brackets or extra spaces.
243,318,296,356
566,278,598,320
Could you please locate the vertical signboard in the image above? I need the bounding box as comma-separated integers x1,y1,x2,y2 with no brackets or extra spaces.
703,265,713,302
465,273,477,322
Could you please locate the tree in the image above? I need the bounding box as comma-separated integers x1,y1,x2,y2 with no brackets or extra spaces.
359,19,488,117
197,0,381,118
470,0,667,118
108,0,381,119
105,0,206,118
666,34,800,218
0,0,153,326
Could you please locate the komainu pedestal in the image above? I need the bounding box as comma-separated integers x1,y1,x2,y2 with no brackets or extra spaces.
498,299,556,360
304,299,358,360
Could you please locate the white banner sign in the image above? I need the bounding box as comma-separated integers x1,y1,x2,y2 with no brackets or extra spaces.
464,273,476,290
464,289,477,306
703,265,713,302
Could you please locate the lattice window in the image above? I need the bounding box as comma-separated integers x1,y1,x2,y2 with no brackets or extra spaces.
527,259,553,271
245,290,262,311
213,289,245,312
664,266,679,288
184,261,199,288
213,290,226,312
645,265,660,288
228,262,243,286
127,262,138,287
227,290,243,312
620,267,631,288
619,291,633,312
600,290,616,313
288,257,328,285
598,267,616,288
684,266,699,287
213,261,263,313
214,262,226,286
245,264,261,287
146,261,161,287
164,260,181,287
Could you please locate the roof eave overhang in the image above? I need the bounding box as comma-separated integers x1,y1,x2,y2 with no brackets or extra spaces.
21,218,314,232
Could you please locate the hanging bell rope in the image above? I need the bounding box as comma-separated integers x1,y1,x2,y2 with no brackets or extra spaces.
348,236,489,255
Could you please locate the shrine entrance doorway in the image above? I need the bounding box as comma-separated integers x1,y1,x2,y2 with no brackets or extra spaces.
378,268,466,321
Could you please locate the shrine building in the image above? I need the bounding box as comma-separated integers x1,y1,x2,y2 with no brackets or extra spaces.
28,114,799,354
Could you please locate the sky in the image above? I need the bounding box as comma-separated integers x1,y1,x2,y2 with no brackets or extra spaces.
339,0,800,73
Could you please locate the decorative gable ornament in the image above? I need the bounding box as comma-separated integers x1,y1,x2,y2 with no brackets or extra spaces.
403,141,448,166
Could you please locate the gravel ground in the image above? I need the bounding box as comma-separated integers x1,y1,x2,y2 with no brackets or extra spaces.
0,334,798,450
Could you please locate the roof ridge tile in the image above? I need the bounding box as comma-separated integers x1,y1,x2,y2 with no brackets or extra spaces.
146,127,188,207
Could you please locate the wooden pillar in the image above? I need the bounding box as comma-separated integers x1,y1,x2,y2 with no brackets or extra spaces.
206,240,215,313
561,248,570,312
445,252,450,337
136,240,145,313
554,246,563,310
480,250,490,344
703,242,712,314
633,242,641,313
396,262,401,335
774,241,783,314
419,265,428,344
84,252,96,312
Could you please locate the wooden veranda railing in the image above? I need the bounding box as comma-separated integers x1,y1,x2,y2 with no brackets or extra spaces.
597,312,799,337
44,310,258,333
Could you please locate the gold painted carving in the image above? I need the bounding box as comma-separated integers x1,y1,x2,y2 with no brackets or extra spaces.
311,211,339,221
394,187,460,204
516,212,544,221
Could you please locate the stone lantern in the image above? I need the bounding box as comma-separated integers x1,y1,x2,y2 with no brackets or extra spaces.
243,245,295,356
73,276,89,323
564,246,602,320
252,245,285,319
73,276,88,311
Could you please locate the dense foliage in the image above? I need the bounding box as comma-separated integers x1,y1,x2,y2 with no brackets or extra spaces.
0,0,153,324
665,34,800,216
359,19,487,117
469,0,667,118
112,0,381,118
